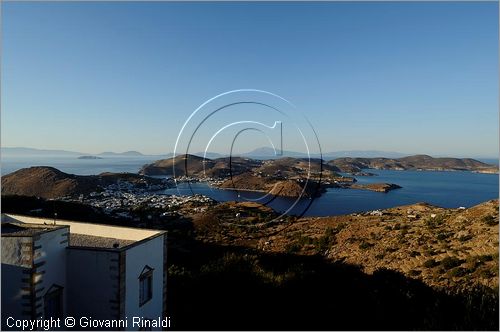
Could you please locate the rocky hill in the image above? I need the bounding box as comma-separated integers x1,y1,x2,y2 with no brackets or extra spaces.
1,167,164,199
139,154,264,177
328,155,498,174
218,173,319,198
193,199,499,291
140,155,345,197
139,154,210,176
141,154,497,179
140,154,341,179
350,183,402,192
257,157,335,177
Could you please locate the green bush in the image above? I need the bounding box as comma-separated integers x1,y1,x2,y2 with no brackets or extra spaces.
409,250,421,257
425,214,445,229
436,231,452,241
359,241,374,250
478,267,497,279
440,256,464,270
478,254,494,262
285,242,303,253
482,215,498,226
424,248,438,256
466,255,493,271
423,259,439,268
408,269,422,277
458,234,473,242
449,267,468,277
316,228,337,251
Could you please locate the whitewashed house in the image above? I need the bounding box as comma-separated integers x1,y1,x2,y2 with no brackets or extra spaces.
1,214,167,331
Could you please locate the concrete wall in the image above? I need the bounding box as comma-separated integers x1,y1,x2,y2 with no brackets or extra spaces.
1,236,32,267
2,214,167,331
36,228,69,318
124,235,165,330
1,227,68,329
66,248,120,323
1,264,25,330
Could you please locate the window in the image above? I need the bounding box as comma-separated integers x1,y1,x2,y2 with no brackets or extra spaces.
139,265,154,306
44,285,63,319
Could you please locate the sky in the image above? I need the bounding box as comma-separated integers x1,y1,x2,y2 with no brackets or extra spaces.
1,1,498,158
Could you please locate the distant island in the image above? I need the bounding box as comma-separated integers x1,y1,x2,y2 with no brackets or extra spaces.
77,155,103,160
98,150,144,157
328,155,498,174
139,154,356,198
140,154,497,176
3,154,495,200
1,166,167,199
1,147,159,157
137,154,497,197
350,183,402,193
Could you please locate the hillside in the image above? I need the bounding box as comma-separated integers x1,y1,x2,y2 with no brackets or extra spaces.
193,199,499,291
140,155,341,179
1,166,164,199
257,157,340,178
350,183,402,192
218,173,319,198
139,154,210,176
140,154,497,179
140,155,345,197
328,155,498,174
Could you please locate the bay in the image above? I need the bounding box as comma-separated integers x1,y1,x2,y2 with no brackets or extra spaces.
2,156,498,217
164,169,499,216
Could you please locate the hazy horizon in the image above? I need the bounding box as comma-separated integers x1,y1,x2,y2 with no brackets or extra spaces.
2,2,498,157
1,145,498,160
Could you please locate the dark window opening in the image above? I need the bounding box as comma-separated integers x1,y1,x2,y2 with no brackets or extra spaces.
139,265,154,306
44,285,63,319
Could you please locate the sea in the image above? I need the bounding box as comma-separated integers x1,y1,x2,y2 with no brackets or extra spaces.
1,155,498,217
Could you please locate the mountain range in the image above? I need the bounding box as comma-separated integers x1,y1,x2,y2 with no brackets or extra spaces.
1,147,152,157
6,146,496,160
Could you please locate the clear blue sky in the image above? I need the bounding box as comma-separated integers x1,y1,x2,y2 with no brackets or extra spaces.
1,2,498,157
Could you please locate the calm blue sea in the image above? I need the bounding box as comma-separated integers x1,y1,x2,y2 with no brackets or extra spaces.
2,156,498,216
1,155,157,176
164,169,499,216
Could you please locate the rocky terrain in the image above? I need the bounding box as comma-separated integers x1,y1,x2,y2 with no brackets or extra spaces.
2,172,497,330
192,199,499,291
4,153,496,201
140,154,352,197
328,155,498,174
350,182,402,192
138,154,497,197
1,166,168,199
139,154,263,178
139,154,337,178
217,173,320,198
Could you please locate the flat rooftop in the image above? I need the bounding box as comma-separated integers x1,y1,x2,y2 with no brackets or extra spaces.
2,214,165,250
3,214,163,240
1,222,66,237
69,233,135,249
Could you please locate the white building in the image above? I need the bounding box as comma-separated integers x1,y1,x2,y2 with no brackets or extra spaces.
1,214,167,331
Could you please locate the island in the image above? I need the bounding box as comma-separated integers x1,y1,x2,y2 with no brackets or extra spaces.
350,183,402,193
78,155,103,160
328,155,498,174
138,154,497,197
